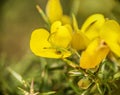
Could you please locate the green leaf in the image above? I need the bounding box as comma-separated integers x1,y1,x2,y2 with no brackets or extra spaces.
114,72,120,79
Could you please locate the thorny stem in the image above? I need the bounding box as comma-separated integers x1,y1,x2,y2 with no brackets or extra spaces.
36,5,51,27
30,79,34,94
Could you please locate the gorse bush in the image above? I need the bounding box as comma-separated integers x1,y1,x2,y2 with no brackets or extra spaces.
1,0,120,95
29,0,120,95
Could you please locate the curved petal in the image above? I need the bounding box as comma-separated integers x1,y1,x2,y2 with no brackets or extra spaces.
100,20,120,57
51,21,62,33
46,0,63,23
49,21,72,48
71,15,89,50
71,31,90,50
80,38,109,69
30,29,71,58
81,14,105,40
49,26,72,48
51,21,72,34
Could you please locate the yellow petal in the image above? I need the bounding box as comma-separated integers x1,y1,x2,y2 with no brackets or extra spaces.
30,29,71,58
80,38,109,69
81,14,105,40
61,15,71,25
71,31,90,50
64,24,73,34
71,15,90,50
100,20,120,57
51,21,72,34
49,25,72,48
46,0,63,23
51,21,62,33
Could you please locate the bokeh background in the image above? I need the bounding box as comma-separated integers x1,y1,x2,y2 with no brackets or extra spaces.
0,0,120,95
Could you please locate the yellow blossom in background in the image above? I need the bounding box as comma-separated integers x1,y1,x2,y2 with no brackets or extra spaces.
80,38,109,69
46,0,71,24
30,21,72,58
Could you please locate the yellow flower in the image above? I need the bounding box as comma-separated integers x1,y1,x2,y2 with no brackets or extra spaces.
30,21,72,58
46,0,71,24
100,20,120,57
70,14,109,69
79,14,120,69
71,14,105,51
81,14,105,40
80,38,109,69
77,14,109,69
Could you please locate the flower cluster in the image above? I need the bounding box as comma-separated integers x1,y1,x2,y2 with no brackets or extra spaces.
30,0,120,70
29,0,120,94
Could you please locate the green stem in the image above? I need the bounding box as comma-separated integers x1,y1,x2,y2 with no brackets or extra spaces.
36,5,51,27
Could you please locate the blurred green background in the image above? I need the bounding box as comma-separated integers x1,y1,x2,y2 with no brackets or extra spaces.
0,0,120,95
